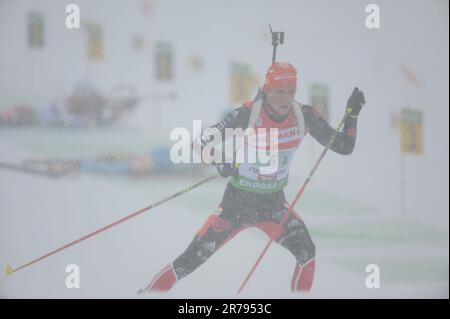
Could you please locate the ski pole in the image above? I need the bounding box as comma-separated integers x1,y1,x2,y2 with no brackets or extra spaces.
237,107,354,293
4,174,218,276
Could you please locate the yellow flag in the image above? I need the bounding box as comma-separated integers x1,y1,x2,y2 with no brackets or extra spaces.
310,84,329,121
28,12,45,48
229,63,256,104
86,24,104,61
400,109,423,155
155,41,173,81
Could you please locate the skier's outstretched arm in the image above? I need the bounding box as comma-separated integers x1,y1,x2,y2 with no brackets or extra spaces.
197,106,250,149
192,105,251,176
302,88,365,155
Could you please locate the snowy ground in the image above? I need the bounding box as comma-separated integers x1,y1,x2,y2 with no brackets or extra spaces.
0,126,448,299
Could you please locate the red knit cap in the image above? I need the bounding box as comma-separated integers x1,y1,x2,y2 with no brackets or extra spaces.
263,62,297,90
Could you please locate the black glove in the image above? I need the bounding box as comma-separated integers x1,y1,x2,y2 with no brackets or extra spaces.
346,87,365,117
216,163,239,178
